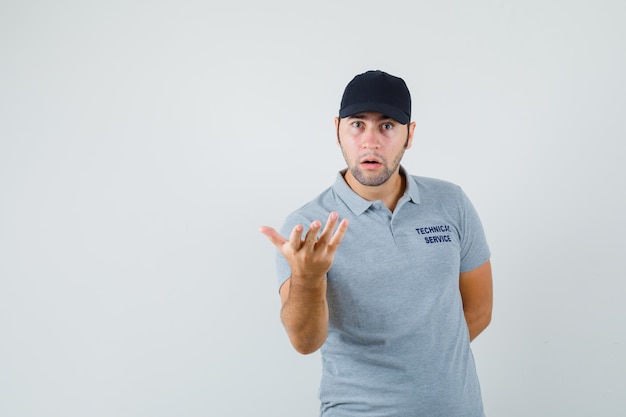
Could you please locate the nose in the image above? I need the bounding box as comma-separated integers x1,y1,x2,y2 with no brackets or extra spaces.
361,127,380,149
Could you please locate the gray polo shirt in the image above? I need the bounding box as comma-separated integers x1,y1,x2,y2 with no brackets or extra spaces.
276,168,490,417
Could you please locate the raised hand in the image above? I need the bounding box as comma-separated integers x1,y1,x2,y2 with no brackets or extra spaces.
259,212,349,286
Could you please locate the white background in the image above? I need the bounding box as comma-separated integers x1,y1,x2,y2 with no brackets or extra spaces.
1,1,625,416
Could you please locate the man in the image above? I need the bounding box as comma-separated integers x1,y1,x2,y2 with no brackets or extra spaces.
260,70,492,416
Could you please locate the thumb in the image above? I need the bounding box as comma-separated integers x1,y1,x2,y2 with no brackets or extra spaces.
259,226,287,248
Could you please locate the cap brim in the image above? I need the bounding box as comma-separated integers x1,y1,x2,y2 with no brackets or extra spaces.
339,102,410,124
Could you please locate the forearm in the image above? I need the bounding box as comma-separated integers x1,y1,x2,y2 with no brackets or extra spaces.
464,308,491,342
459,260,493,342
280,277,329,354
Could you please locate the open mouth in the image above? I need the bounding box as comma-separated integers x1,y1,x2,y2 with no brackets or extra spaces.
361,158,382,169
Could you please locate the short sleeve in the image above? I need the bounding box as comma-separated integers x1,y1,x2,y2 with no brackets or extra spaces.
458,189,490,273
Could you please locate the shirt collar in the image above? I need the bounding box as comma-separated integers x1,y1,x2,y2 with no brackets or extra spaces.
333,166,421,216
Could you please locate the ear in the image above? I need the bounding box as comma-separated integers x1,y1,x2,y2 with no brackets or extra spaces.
405,121,416,150
334,116,341,145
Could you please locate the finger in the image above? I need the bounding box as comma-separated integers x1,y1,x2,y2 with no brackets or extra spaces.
288,224,304,249
328,218,349,250
302,220,322,248
317,212,339,244
258,226,288,249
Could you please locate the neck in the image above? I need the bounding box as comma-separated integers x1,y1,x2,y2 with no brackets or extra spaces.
344,168,406,212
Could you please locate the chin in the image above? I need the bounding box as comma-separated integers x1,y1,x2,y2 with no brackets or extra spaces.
352,170,392,187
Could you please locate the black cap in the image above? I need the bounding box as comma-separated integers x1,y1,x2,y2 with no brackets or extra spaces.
339,70,411,124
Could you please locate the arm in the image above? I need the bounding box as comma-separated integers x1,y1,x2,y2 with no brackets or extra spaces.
278,276,328,354
459,260,493,341
260,212,349,354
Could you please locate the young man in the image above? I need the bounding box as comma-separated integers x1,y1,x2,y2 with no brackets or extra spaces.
260,70,492,417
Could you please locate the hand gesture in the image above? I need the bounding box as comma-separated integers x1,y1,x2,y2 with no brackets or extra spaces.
259,212,349,286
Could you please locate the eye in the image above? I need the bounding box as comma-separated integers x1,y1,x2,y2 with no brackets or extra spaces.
381,123,394,130
351,121,363,128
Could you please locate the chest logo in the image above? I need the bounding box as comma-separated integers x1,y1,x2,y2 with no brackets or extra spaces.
415,225,452,244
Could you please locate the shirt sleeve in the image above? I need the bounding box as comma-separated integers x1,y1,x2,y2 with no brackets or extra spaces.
458,188,491,273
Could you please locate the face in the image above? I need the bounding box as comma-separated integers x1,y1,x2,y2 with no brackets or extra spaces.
335,112,415,187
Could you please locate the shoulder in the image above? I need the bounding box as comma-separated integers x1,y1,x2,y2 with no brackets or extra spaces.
280,186,336,230
409,175,465,200
411,174,460,189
